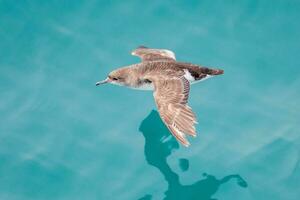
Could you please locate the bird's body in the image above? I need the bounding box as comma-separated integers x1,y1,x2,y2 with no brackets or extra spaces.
108,61,222,90
96,46,223,147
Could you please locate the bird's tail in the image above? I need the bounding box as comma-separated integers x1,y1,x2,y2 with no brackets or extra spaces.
211,68,224,75
201,67,224,75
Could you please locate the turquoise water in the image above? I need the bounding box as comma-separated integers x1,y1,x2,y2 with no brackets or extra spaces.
1,0,300,199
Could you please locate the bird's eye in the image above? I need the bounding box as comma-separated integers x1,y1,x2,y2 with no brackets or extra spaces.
112,77,118,81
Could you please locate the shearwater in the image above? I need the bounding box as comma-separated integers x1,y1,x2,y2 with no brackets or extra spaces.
96,46,224,147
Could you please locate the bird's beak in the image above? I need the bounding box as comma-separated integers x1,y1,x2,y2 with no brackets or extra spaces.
96,78,110,86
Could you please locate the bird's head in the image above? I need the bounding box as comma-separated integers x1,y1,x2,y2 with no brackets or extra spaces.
96,68,130,87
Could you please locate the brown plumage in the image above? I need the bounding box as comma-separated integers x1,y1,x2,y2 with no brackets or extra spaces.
96,46,224,147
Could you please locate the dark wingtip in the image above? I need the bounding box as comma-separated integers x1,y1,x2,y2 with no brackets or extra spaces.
137,45,148,49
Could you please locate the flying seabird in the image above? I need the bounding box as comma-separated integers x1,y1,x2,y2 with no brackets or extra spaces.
96,46,224,147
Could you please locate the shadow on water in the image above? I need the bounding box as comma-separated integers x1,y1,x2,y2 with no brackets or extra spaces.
138,110,247,200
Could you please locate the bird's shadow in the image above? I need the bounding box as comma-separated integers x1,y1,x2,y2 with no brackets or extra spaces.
137,110,247,200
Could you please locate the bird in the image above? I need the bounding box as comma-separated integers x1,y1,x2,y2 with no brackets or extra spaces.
96,46,224,147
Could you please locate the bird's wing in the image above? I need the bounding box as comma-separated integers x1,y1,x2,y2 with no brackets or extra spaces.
150,75,197,147
131,46,176,62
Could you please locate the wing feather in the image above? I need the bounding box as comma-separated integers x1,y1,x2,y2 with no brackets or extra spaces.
151,76,197,147
131,46,176,62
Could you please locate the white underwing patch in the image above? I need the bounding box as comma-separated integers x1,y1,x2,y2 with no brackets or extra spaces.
192,75,213,84
183,69,214,85
183,69,195,82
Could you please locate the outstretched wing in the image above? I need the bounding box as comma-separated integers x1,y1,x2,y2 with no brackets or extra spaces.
131,46,176,62
151,76,197,147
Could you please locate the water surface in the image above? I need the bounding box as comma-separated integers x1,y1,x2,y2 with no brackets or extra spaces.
0,1,300,199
